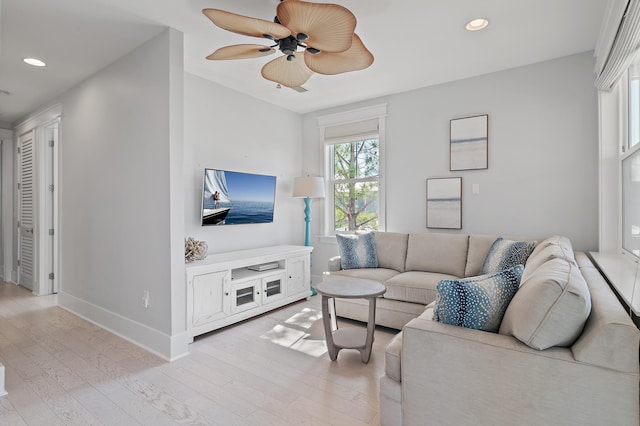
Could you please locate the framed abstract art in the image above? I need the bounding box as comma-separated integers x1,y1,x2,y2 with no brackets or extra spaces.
426,177,462,229
450,114,488,171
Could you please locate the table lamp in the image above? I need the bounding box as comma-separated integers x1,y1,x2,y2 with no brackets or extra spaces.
293,176,325,295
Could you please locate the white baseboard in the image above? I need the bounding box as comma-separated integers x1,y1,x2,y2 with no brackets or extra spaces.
58,292,190,361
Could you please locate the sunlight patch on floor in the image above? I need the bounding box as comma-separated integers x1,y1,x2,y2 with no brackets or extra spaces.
260,307,327,357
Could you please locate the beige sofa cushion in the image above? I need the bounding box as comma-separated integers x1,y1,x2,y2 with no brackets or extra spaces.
405,233,469,277
465,235,499,277
528,235,574,262
328,268,400,284
499,257,591,350
522,243,575,282
384,271,458,305
375,232,409,272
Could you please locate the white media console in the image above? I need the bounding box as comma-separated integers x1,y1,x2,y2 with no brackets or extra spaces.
185,245,313,341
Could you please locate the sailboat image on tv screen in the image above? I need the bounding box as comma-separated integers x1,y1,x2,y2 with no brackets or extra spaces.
202,169,232,225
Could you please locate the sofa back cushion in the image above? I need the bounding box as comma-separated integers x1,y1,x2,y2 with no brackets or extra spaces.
499,257,591,350
522,243,575,282
375,232,409,272
528,235,574,262
465,235,500,277
405,233,469,277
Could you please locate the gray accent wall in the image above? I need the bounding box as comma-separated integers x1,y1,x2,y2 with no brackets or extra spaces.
302,52,599,279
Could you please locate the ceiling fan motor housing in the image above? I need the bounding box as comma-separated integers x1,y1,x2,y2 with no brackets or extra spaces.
279,36,298,56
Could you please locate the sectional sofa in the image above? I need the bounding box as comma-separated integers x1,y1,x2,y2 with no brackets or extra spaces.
325,232,640,426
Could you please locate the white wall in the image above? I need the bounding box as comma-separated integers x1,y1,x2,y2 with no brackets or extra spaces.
303,52,599,277
56,28,186,360
183,73,305,255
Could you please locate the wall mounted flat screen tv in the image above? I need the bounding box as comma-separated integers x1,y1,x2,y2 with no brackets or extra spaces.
201,168,276,226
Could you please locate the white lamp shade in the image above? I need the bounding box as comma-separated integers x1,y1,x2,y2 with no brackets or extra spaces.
293,176,325,198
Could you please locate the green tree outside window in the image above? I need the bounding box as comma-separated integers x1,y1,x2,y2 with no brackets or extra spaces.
332,139,379,231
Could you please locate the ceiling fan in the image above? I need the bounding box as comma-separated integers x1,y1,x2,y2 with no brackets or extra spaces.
202,0,374,90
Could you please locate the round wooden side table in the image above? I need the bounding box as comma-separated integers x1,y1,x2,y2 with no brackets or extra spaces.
315,278,386,363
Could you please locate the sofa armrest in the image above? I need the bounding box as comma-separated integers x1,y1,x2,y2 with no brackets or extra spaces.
400,318,639,426
328,256,342,272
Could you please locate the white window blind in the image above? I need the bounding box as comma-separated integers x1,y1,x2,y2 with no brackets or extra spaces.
324,118,379,144
595,0,640,90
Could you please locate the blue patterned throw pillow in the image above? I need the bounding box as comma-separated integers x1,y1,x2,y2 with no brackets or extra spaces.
480,237,536,275
336,232,378,269
433,265,524,332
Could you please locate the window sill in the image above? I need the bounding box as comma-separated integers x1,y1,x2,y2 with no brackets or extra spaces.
589,251,640,316
318,235,337,245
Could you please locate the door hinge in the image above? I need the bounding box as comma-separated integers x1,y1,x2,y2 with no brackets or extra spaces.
17,259,20,266
49,228,54,236
17,147,20,154
49,184,54,192
49,273,54,280
49,140,54,148
17,220,20,228
17,182,20,190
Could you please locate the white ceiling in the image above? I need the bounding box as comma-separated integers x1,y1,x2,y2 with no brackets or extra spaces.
0,0,607,127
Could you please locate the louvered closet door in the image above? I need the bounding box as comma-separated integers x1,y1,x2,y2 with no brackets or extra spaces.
18,131,35,290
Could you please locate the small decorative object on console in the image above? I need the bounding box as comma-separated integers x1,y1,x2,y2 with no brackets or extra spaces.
185,237,208,263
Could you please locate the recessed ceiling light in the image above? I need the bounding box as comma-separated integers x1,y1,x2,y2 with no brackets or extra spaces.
465,18,489,31
23,57,46,67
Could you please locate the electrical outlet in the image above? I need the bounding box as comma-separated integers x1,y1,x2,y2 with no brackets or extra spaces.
142,290,149,308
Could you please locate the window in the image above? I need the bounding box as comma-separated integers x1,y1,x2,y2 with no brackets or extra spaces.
622,150,640,256
319,104,387,234
330,138,379,231
623,57,640,258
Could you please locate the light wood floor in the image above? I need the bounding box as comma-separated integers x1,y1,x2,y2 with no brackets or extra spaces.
0,282,395,425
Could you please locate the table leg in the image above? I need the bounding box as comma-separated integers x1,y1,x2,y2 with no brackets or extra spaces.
321,295,339,361
360,296,377,363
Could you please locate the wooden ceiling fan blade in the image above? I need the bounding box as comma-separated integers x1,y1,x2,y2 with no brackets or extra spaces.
261,55,313,87
304,34,373,75
206,44,275,60
203,8,291,40
276,1,356,53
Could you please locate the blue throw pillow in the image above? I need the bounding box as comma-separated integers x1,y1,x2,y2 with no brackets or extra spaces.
433,265,524,332
336,232,378,269
480,237,536,274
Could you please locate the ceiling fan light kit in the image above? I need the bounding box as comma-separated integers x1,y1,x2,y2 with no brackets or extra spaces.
203,0,374,89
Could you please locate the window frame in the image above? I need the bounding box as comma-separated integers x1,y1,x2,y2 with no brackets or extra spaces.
318,104,387,236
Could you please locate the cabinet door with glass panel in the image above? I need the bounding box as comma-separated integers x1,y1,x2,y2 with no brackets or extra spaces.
230,279,260,314
261,272,286,305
